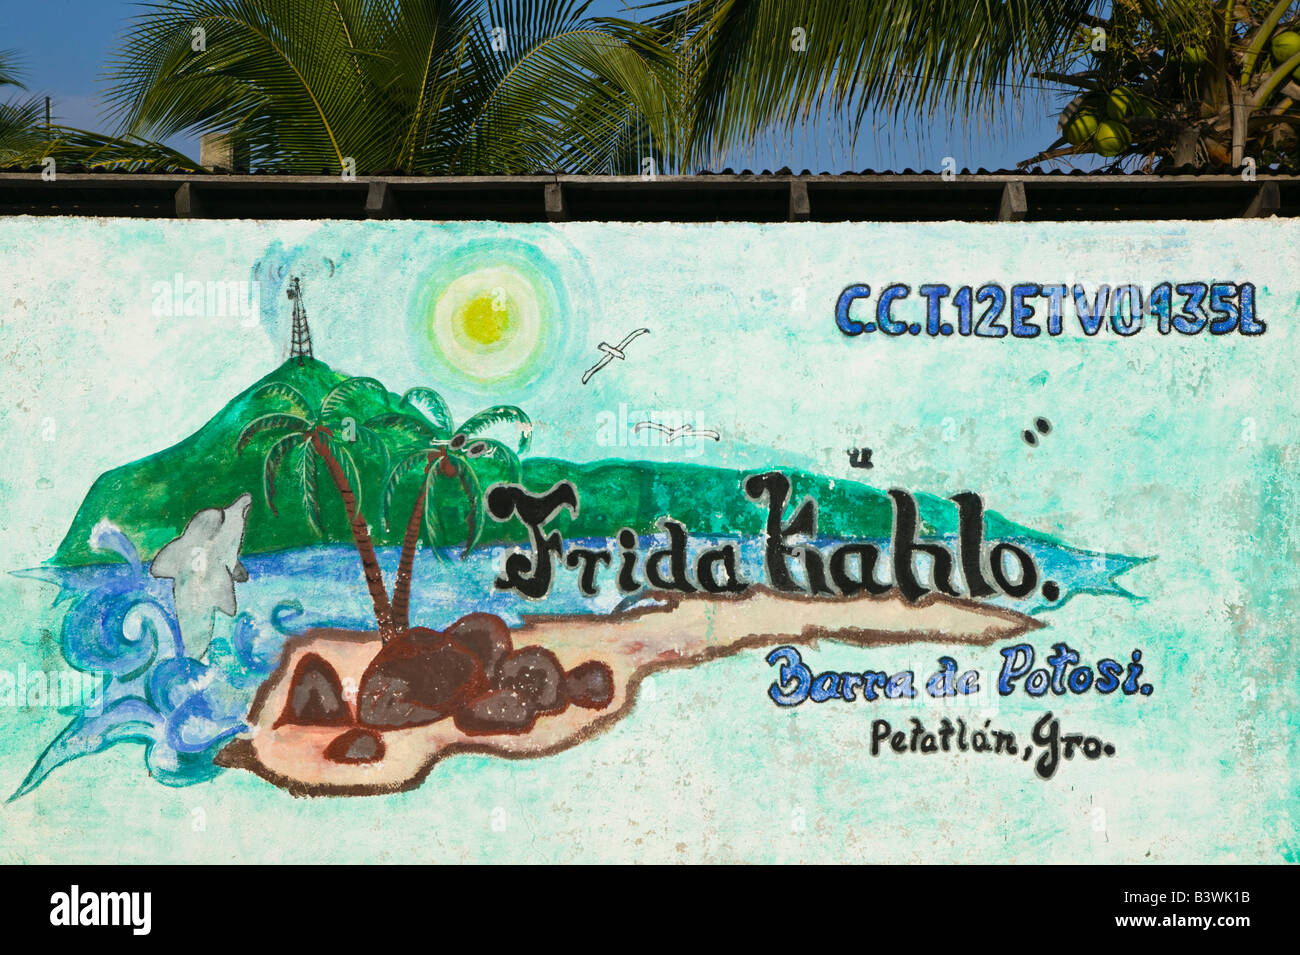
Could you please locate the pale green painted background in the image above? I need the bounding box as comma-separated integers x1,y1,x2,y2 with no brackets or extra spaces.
0,217,1295,863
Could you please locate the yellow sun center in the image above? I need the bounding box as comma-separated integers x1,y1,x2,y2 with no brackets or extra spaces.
422,263,548,385
459,293,511,346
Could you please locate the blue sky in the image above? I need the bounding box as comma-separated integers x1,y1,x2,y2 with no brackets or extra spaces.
4,0,1070,172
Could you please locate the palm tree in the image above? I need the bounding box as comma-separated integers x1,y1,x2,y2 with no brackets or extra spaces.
646,1,1300,172
24,1,1264,176
236,377,400,641
62,1,1203,175
374,388,530,634
639,0,1119,170
0,49,205,172
0,51,46,164
1020,1,1300,170
101,0,679,174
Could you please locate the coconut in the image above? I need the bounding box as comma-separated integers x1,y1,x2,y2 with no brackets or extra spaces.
1106,87,1138,120
1271,30,1300,64
1271,31,1300,77
1063,111,1100,147
1093,120,1130,157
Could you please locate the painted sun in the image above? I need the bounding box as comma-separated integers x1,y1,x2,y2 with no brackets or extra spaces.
428,265,545,384
408,237,580,394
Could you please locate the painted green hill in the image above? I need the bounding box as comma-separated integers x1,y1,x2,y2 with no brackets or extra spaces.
51,358,1043,567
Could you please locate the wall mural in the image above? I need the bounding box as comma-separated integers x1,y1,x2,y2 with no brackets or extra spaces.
0,218,1294,862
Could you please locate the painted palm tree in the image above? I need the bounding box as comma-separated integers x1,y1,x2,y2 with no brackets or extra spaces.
373,388,531,634
235,377,400,641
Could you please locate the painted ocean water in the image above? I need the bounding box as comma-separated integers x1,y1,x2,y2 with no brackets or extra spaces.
7,527,1138,800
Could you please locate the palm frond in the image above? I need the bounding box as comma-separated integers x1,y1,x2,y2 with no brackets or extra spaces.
103,0,682,173
400,386,454,434
0,49,27,89
421,474,448,561
380,448,434,531
0,52,47,164
464,436,522,482
365,411,438,449
297,442,323,535
454,454,485,557
249,381,312,416
378,0,482,170
321,375,391,417
456,5,681,173
108,0,408,171
353,423,392,476
0,97,45,165
329,436,367,514
262,432,302,514
1,125,205,172
647,0,1099,165
236,412,312,454
457,404,532,452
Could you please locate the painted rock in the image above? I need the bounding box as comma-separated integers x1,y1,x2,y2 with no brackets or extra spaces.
357,628,487,729
496,646,566,713
324,728,386,764
444,613,513,682
454,689,537,736
274,653,352,728
564,661,616,709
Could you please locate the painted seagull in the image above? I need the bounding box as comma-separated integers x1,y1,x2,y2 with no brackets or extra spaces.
633,421,722,443
581,328,650,385
150,492,253,659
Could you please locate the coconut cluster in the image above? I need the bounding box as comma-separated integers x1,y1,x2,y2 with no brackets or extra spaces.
1059,88,1144,158
1058,27,1300,161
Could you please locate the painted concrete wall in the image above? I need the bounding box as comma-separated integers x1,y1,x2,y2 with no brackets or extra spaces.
0,217,1294,862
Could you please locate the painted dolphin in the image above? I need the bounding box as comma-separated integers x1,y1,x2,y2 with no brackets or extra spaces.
150,493,253,658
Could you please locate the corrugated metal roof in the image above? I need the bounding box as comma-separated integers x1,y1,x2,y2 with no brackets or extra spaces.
696,163,1277,176
0,170,1291,222
0,161,1286,177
